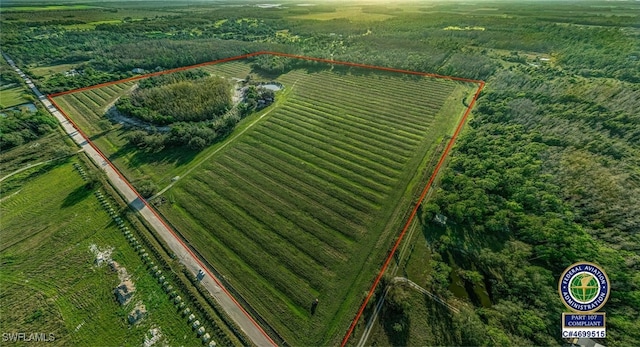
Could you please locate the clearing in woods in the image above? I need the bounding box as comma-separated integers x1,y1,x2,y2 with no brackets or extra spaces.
52,55,477,345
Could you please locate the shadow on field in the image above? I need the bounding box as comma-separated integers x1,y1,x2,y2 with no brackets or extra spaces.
61,185,93,208
109,143,198,169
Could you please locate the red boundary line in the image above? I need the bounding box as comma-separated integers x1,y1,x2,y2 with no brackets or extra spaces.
48,95,279,347
47,52,485,347
340,79,484,347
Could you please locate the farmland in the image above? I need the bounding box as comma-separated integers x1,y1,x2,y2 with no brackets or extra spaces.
54,57,476,345
2,0,640,345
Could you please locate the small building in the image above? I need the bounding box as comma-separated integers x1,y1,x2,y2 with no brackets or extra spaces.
132,68,145,74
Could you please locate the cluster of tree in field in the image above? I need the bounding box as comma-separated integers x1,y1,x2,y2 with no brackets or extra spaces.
0,108,58,150
417,62,639,346
125,112,240,152
114,69,278,152
114,70,240,151
117,75,231,125
239,83,275,113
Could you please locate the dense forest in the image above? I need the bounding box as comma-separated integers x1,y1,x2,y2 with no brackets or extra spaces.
116,75,232,125
415,61,640,345
1,1,638,346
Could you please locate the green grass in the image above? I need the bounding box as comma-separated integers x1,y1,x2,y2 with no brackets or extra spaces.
0,131,72,175
1,5,102,12
53,59,475,345
160,67,471,345
0,86,30,108
0,160,199,346
29,63,86,80
288,6,395,22
63,20,123,30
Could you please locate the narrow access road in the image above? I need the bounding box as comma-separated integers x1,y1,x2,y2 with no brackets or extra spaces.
3,53,277,347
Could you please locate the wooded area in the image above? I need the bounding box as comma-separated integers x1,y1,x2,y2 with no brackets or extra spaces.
1,1,638,346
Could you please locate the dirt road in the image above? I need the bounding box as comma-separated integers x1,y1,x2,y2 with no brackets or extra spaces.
3,53,277,347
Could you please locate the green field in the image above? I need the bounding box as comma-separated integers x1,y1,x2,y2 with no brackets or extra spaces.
289,6,395,22
0,160,200,346
54,58,475,345
1,5,102,12
29,63,86,81
0,85,30,108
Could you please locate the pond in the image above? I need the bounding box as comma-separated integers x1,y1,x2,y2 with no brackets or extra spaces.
1,102,37,115
260,83,283,91
18,103,37,113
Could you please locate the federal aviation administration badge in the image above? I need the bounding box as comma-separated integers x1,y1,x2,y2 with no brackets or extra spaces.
559,262,610,339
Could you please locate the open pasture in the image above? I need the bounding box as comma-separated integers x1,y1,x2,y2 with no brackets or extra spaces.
52,56,475,345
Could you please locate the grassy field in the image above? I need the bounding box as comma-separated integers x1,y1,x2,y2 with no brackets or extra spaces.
53,58,475,345
160,64,473,345
29,63,85,81
0,85,30,108
160,65,471,345
1,5,102,12
0,159,200,346
288,7,396,22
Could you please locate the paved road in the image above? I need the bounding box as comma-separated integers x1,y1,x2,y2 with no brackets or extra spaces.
4,53,277,347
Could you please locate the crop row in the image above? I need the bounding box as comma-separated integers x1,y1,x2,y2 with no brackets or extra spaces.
88,88,110,103
285,98,422,150
196,165,339,284
208,155,352,264
210,153,363,241
250,125,392,196
234,138,382,210
66,94,100,119
73,92,103,114
292,89,434,136
176,181,317,312
217,149,367,238
242,131,385,206
276,105,413,167
313,71,455,102
202,62,252,78
255,120,396,188
165,192,311,327
265,115,402,182
297,75,451,116
295,85,440,130
82,89,107,105
296,73,452,110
